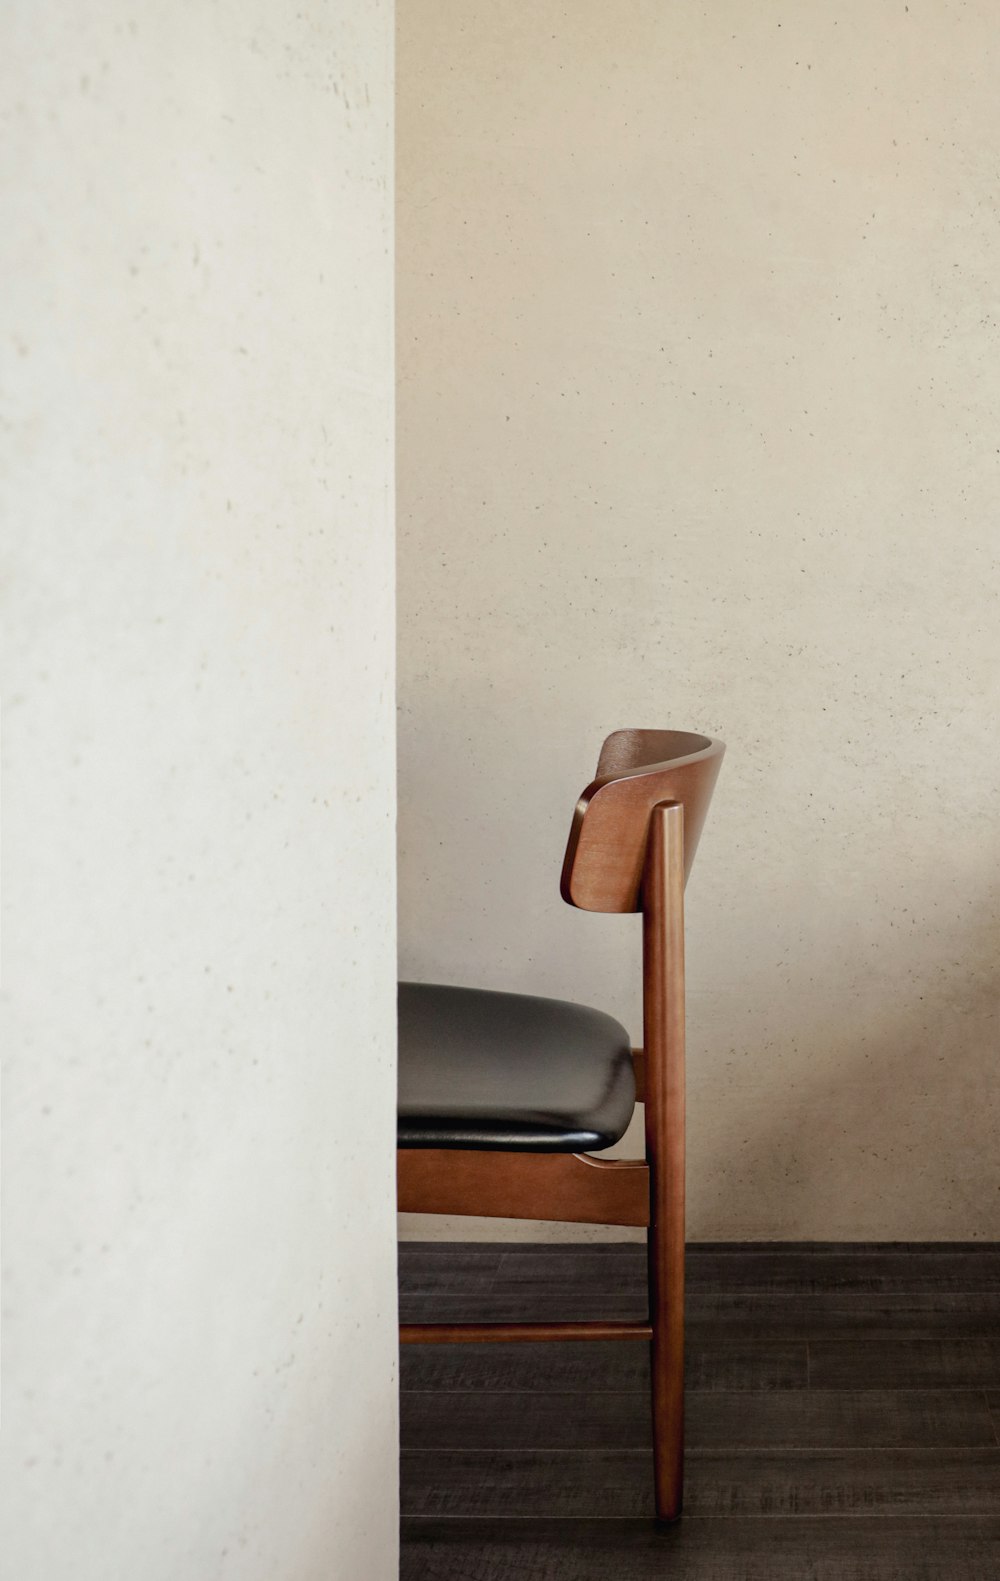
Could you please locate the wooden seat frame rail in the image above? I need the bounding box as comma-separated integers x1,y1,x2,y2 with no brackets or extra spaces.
398,799,687,1520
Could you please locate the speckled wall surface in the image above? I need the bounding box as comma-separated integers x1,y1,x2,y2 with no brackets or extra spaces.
397,0,1000,1241
1,3,397,1576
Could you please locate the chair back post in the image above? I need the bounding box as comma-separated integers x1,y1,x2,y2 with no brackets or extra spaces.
641,800,687,1521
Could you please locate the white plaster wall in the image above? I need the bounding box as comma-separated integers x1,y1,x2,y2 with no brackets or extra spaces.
398,0,1000,1241
1,4,397,1576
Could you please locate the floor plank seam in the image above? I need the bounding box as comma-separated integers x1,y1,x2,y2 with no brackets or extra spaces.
398,1448,998,1460
401,1512,1000,1522
401,1386,1000,1396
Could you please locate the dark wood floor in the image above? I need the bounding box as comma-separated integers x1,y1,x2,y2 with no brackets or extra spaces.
399,1241,1000,1579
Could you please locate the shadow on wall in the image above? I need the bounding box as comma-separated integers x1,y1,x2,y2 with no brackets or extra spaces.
396,689,635,1000
691,886,1000,1241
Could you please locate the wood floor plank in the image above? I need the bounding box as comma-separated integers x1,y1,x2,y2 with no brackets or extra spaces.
399,1292,648,1323
399,1250,505,1297
690,1248,1000,1293
400,1246,1000,1333
500,1248,1000,1295
809,1338,1000,1390
400,1339,807,1393
400,1290,1000,1334
400,1515,1000,1581
401,1294,1000,1338
401,1388,996,1452
399,1246,507,1263
685,1289,1000,1340
400,1447,1000,1519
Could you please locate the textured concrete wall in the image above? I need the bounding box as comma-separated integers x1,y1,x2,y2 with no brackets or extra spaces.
1,3,397,1575
397,0,1000,1241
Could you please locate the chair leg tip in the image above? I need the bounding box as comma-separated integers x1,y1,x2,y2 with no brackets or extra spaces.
654,1497,683,1525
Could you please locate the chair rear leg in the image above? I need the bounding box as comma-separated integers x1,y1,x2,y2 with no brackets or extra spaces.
642,800,687,1522
648,1200,684,1520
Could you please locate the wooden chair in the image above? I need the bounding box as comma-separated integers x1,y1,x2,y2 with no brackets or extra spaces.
398,729,725,1521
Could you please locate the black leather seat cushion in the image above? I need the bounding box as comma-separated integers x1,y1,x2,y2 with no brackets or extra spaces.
398,982,636,1152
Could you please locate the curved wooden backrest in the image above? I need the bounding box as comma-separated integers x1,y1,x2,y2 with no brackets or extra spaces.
560,729,725,913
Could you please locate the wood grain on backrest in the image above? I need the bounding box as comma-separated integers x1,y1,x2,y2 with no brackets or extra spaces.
560,730,725,913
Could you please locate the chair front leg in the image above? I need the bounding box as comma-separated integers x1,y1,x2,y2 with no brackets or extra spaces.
642,800,686,1523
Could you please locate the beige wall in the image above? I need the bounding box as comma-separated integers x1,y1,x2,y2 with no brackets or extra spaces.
397,0,1000,1241
1,3,397,1576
